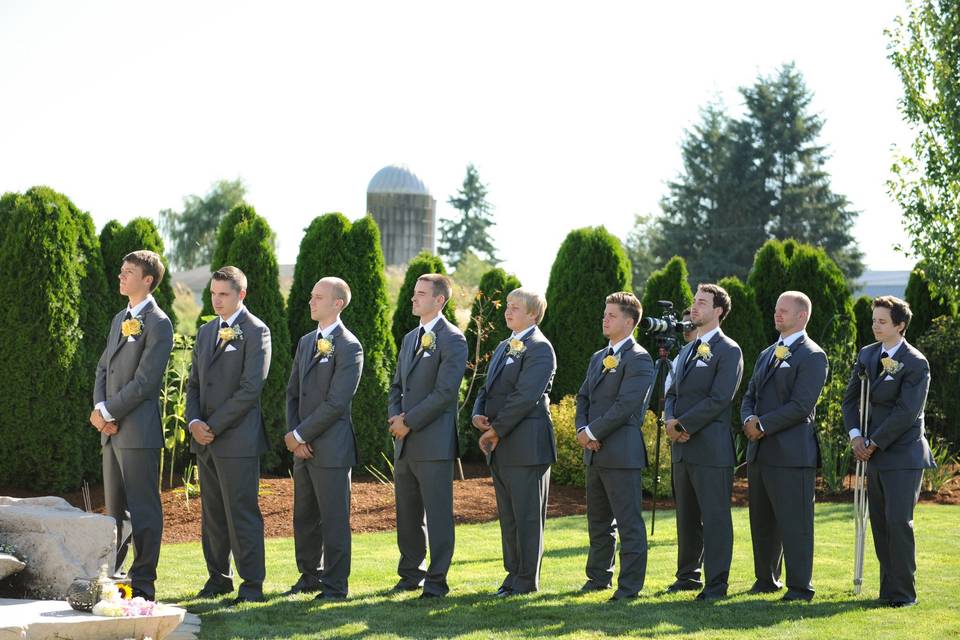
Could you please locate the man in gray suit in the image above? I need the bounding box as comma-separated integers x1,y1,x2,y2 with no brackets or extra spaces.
388,273,468,598
186,266,271,605
841,295,934,608
91,250,174,601
284,277,363,601
472,288,557,597
741,291,828,602
576,291,655,601
664,283,743,601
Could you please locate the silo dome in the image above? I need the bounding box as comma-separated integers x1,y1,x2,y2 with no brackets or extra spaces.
367,164,431,196
366,164,436,265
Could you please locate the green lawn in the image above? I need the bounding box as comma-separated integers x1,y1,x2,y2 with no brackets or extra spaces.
158,503,960,639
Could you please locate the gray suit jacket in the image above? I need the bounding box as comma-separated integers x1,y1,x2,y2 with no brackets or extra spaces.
575,338,655,469
740,334,828,467
472,326,557,467
286,324,363,468
841,341,934,471
94,301,174,449
665,330,742,467
388,317,468,461
186,308,271,457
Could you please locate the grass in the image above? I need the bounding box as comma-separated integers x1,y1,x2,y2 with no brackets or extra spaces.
157,503,960,639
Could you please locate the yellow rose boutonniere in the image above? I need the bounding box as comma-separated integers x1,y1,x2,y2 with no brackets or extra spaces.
696,342,713,362
773,345,791,362
315,337,335,359
507,338,526,358
881,357,904,376
121,317,143,338
602,353,621,372
218,325,244,346
420,330,437,352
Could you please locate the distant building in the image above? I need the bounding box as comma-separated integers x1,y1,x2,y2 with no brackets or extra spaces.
854,270,910,299
366,164,436,265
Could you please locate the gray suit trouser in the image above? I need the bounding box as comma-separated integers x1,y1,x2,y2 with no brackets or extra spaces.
585,465,648,595
102,441,162,598
868,466,923,604
292,461,352,597
748,463,815,596
672,461,733,595
196,448,265,598
394,457,455,595
491,460,550,593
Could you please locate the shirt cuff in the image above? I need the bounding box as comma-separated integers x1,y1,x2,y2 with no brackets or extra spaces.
757,422,764,433
188,419,202,428
848,428,862,440
583,426,597,441
292,429,305,444
676,422,687,433
95,402,114,422
744,415,756,425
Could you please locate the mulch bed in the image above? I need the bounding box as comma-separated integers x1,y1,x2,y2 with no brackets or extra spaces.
3,464,956,544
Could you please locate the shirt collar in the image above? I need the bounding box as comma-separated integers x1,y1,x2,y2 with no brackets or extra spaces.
420,314,442,334
609,335,633,354
697,326,721,343
220,303,245,327
127,294,155,318
778,329,806,347
318,317,342,339
881,339,904,359
511,324,537,341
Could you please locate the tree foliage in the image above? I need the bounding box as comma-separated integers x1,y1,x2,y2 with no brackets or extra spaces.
160,178,246,270
439,164,498,267
390,251,458,354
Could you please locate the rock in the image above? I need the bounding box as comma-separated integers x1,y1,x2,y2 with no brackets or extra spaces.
0,552,26,580
0,598,186,640
0,496,116,598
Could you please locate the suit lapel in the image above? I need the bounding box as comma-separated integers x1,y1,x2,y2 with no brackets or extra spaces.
758,343,779,389
485,340,510,389
105,311,125,362
675,339,699,387
209,308,246,368
303,328,325,377
409,319,444,376
868,342,884,388
591,338,631,393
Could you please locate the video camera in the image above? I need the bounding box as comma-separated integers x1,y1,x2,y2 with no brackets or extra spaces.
639,300,694,335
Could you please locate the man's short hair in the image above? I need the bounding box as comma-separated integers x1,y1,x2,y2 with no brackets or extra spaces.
698,283,732,323
417,273,453,306
781,290,812,317
605,291,642,326
212,266,247,293
873,295,912,335
507,288,548,324
319,276,352,310
122,250,165,292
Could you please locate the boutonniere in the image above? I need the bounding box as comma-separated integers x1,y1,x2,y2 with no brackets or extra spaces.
881,357,904,376
602,352,621,373
218,325,244,347
696,342,713,362
507,338,526,358
121,316,143,338
420,330,437,352
315,337,335,359
773,344,792,362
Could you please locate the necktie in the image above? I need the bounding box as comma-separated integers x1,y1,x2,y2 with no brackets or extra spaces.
118,310,132,343
769,341,785,370
413,326,425,361
877,351,889,378
215,320,228,352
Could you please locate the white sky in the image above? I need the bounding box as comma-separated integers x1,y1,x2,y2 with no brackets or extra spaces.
0,1,915,291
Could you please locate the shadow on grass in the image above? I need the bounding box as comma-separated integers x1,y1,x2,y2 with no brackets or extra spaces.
177,587,874,639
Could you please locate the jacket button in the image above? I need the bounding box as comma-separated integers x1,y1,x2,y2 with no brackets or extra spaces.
207,382,212,387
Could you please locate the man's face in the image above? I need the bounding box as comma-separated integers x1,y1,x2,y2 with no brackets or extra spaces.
411,280,443,318
118,261,151,298
774,295,804,335
872,306,904,344
309,281,341,323
504,296,536,333
690,289,719,327
210,278,244,317
602,303,634,340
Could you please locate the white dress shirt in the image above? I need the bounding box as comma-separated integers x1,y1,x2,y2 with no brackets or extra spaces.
95,294,156,422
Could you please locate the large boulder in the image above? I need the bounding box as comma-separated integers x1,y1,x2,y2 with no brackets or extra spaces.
0,553,26,581
0,497,115,598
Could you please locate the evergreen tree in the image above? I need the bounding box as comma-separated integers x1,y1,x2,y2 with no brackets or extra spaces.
439,164,498,267
639,256,695,359
391,252,457,353
0,187,110,491
904,263,958,341
541,226,632,401
747,241,791,344
853,295,875,351
197,204,260,329
218,207,292,471
460,267,522,459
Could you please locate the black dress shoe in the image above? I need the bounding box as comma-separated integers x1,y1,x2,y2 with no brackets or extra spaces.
580,581,611,592
495,586,513,597
608,591,638,601
888,600,918,608
418,591,443,599
196,586,233,598
666,581,702,593
695,590,726,602
230,593,266,605
780,591,813,602
283,583,322,596
392,581,423,592
314,591,347,601
748,582,782,595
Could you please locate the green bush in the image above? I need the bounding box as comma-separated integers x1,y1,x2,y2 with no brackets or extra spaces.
905,263,957,341
916,315,960,452
640,256,695,358
0,187,111,491
217,206,292,472
551,396,584,488
99,217,177,327
460,268,522,460
390,251,457,353
641,410,672,499
853,295,874,351
747,241,790,344
197,204,260,328
542,227,632,402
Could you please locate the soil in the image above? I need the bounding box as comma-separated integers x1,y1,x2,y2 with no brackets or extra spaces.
2,464,957,544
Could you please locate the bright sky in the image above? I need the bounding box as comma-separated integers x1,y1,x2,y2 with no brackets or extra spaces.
0,1,914,291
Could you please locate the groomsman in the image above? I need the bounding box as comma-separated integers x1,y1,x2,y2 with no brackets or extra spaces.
576,292,655,601
741,291,828,602
284,277,363,600
664,284,743,601
472,288,557,596
387,274,468,598
841,295,934,608
186,266,271,605
92,250,173,601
